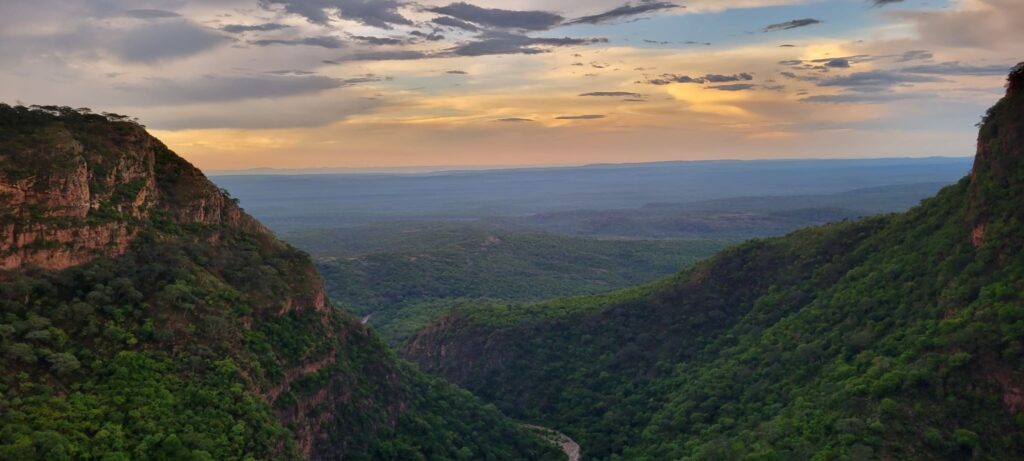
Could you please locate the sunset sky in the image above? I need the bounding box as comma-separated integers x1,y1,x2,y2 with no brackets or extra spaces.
1,0,1020,170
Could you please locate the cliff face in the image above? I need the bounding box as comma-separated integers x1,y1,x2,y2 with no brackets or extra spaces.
968,63,1024,247
0,105,264,271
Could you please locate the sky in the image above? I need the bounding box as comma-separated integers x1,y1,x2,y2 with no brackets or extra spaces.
0,0,1020,170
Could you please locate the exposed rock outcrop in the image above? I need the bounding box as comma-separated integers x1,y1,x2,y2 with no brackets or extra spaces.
0,105,266,271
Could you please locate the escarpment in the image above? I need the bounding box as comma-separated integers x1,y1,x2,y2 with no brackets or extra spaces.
0,105,265,271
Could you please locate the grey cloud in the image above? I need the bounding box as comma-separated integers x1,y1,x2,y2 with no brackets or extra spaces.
343,50,430,61
351,35,404,46
122,74,345,104
252,36,346,49
802,91,927,103
410,30,445,42
579,91,642,97
431,16,480,31
824,58,850,68
112,20,227,63
704,73,753,82
644,72,752,85
901,61,1011,76
763,18,822,32
495,117,533,122
121,9,180,19
817,70,942,91
780,71,820,82
708,83,756,91
340,74,390,85
568,1,680,25
446,70,468,74
222,23,290,33
259,0,411,29
895,50,932,62
870,0,904,7
450,32,606,56
556,114,605,120
428,2,563,30
267,69,317,75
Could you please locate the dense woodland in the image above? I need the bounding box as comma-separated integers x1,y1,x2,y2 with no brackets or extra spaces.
404,67,1024,460
286,222,725,344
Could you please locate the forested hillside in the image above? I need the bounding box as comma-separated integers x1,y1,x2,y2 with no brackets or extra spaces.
404,65,1024,460
0,105,560,460
285,222,725,344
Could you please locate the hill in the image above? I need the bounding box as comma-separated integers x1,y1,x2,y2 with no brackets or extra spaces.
283,222,726,344
0,105,561,460
403,65,1024,460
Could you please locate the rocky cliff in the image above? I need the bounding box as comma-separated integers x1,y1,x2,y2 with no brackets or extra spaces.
0,105,265,271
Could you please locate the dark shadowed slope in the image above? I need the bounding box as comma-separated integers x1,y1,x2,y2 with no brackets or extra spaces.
404,65,1024,460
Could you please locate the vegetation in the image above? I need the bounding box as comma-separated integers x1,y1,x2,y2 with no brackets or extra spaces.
0,106,561,460
287,222,726,344
404,74,1024,460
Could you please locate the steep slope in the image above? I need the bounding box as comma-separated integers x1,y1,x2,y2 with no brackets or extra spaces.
0,105,560,460
404,64,1024,460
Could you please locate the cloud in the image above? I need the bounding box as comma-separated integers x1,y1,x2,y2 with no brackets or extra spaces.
895,0,1024,51
222,23,291,33
763,18,822,32
495,117,533,122
901,61,1011,76
428,2,563,30
252,36,346,49
568,1,680,25
870,0,903,7
704,73,753,82
556,114,605,120
450,32,606,56
824,58,850,68
817,70,942,91
267,69,318,76
801,91,928,103
121,75,347,104
780,71,820,82
112,20,227,63
409,30,445,42
895,50,932,63
337,50,430,61
259,0,412,29
431,16,480,31
121,9,180,19
446,70,468,74
708,83,756,91
350,35,405,46
643,72,752,85
579,91,642,97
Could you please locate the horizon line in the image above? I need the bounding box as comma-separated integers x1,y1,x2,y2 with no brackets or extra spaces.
207,155,974,176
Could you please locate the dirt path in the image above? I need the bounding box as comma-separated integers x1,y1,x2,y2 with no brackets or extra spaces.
522,424,580,461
